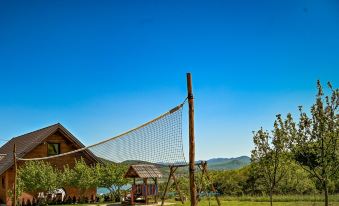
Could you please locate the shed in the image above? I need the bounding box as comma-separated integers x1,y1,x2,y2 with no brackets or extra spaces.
124,164,162,205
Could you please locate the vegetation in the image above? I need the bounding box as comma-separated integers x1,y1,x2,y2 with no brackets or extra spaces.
16,158,129,204
95,163,129,201
288,81,339,206
62,159,98,201
251,114,290,206
12,81,338,206
18,161,59,203
160,81,338,206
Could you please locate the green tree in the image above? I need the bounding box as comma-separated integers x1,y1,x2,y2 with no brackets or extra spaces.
276,162,316,195
251,114,290,206
96,163,128,201
288,81,339,206
18,161,59,203
62,158,98,202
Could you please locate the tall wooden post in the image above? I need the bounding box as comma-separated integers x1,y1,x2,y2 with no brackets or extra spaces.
187,73,197,206
13,144,17,206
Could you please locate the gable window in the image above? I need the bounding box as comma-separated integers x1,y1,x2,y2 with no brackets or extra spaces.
47,143,60,156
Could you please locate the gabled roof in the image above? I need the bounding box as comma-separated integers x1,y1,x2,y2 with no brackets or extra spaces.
124,164,162,178
0,123,100,175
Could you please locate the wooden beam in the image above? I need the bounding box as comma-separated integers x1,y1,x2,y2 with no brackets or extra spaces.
187,73,197,206
166,162,203,168
144,178,148,205
202,161,221,206
155,177,158,204
161,166,175,206
197,163,205,196
172,172,185,204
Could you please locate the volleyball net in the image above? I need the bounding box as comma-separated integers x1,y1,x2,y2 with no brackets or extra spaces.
17,101,187,166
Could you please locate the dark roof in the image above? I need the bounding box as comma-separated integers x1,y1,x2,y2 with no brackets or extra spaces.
124,164,162,178
0,123,100,175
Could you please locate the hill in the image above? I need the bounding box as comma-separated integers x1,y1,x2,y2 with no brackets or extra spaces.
204,156,251,170
98,156,251,172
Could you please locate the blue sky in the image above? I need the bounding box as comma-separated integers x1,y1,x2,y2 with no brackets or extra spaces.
0,0,338,160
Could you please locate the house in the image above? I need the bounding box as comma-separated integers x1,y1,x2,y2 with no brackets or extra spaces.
0,123,100,206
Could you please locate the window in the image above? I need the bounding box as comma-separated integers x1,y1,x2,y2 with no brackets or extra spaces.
47,143,60,156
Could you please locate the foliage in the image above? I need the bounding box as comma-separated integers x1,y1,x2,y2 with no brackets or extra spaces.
7,176,24,206
18,161,60,200
95,163,129,201
288,81,339,206
209,166,250,196
276,162,316,195
251,113,291,206
62,158,98,200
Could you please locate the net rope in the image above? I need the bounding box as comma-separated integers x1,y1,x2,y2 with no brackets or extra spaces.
17,102,187,166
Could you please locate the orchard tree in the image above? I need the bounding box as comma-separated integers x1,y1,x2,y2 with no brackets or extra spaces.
96,163,128,201
288,81,338,206
62,158,98,202
18,161,59,202
251,114,290,206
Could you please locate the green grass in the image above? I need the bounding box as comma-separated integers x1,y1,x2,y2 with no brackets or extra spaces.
50,195,339,206
170,201,339,206
53,200,339,206
167,195,339,206
221,194,339,202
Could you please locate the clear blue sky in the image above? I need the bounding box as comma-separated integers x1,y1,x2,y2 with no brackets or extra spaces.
0,0,338,160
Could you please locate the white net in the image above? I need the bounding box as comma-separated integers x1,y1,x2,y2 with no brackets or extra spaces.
18,102,187,166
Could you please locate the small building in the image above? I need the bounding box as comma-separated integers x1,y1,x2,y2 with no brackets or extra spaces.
0,123,100,206
124,164,162,205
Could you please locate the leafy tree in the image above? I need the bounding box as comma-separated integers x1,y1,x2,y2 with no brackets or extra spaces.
18,161,59,203
251,114,290,206
208,167,249,196
62,158,98,202
96,163,128,201
288,81,338,206
277,162,316,195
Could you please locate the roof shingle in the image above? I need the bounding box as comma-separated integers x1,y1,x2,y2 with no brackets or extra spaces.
124,164,162,178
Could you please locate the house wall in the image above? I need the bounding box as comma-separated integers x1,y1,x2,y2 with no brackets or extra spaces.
4,131,97,206
0,171,8,205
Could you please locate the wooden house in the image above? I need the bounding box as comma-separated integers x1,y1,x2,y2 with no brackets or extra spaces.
0,123,100,206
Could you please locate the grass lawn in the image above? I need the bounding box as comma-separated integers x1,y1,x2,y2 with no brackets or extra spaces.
169,200,339,206
52,200,339,206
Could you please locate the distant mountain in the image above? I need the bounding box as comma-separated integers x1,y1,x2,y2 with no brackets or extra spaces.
98,156,250,172
198,156,251,170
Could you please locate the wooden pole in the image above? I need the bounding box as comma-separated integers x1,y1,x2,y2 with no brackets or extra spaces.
144,178,148,205
203,161,221,206
161,166,175,206
197,164,204,196
172,171,185,204
155,177,158,204
13,144,17,206
187,73,197,206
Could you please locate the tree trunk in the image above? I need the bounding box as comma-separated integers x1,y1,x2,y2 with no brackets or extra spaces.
108,188,114,202
117,187,121,202
269,189,273,206
324,181,329,206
